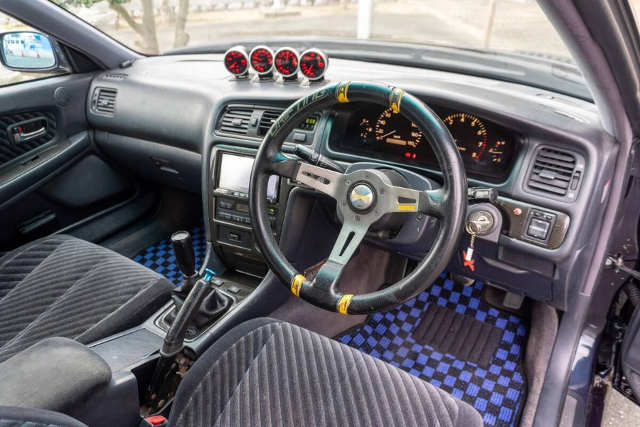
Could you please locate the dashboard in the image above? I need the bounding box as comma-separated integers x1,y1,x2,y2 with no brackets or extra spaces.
85,50,616,311
331,103,519,181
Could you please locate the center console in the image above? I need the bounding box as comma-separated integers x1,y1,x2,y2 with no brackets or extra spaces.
209,146,294,277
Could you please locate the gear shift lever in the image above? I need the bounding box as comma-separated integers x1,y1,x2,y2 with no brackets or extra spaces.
171,231,197,293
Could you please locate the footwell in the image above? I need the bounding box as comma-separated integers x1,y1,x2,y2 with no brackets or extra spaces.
132,221,206,285
337,271,528,427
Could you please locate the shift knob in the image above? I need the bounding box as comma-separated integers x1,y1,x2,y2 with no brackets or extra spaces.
171,231,196,277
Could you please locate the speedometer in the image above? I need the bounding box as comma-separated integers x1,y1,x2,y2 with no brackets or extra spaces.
375,108,423,152
443,113,488,162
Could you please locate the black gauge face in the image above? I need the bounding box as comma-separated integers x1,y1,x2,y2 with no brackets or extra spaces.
373,108,423,155
300,50,327,81
340,105,516,181
274,48,299,77
250,47,274,75
224,49,249,76
443,113,492,163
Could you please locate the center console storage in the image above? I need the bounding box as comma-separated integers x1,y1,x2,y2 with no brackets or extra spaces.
209,146,294,277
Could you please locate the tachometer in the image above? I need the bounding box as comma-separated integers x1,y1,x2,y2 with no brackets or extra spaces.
375,108,423,152
443,113,488,162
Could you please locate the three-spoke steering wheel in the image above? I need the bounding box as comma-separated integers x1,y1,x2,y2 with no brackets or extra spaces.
249,82,467,315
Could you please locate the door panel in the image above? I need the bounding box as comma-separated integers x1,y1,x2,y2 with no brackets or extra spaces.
0,72,153,251
0,111,56,166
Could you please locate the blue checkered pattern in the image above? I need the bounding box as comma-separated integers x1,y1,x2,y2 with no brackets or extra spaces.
132,221,207,285
338,271,527,427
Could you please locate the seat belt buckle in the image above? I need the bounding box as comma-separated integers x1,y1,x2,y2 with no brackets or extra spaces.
141,415,168,426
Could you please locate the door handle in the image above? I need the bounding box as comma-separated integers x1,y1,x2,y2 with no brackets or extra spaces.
8,118,48,145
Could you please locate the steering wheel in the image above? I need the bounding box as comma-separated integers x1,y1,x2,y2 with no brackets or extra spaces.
249,82,467,315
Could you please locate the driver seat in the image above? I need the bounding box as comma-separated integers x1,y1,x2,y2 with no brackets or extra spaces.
0,318,483,427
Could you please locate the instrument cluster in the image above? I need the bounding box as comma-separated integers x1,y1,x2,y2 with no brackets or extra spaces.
337,104,518,180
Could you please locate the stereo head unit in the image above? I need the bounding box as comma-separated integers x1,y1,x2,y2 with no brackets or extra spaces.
216,153,279,201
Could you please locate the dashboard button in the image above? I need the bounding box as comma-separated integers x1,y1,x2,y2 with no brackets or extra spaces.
227,285,241,294
293,132,307,143
527,218,550,240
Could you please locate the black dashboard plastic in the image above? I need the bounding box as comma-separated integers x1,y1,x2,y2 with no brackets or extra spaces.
85,54,617,310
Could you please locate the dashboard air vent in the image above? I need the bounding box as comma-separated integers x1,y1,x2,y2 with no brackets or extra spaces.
219,106,253,135
258,109,284,136
527,148,577,196
91,88,117,115
103,74,127,81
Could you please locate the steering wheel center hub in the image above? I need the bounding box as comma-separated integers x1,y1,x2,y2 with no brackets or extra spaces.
348,182,376,212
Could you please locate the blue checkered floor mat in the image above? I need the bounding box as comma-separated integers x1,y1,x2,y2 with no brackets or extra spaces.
337,271,528,427
132,221,206,285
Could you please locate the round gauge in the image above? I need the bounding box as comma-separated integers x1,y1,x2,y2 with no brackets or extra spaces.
274,47,299,78
300,49,328,81
223,46,250,76
487,139,508,164
375,108,423,149
443,113,488,162
249,46,274,76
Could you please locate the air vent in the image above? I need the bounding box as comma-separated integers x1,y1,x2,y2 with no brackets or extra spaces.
528,148,577,196
91,88,117,115
258,109,284,136
103,74,127,81
219,106,254,135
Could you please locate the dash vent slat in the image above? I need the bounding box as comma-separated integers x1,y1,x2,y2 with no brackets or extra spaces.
258,109,284,136
527,147,577,196
219,106,254,135
91,88,117,116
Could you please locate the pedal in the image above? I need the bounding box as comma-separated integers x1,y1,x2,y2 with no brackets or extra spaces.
503,291,525,310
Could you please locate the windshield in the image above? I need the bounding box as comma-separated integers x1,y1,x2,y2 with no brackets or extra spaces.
52,0,572,61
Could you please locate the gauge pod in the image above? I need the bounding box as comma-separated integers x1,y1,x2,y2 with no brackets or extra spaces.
249,45,275,77
274,47,300,79
300,48,328,82
223,46,250,77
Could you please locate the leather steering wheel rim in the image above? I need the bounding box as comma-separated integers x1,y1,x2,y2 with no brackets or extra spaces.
249,81,467,315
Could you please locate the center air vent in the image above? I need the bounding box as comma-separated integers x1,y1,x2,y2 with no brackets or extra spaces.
258,109,284,136
91,88,117,115
527,147,585,199
219,106,253,135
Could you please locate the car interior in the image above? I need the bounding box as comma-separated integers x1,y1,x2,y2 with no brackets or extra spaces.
1,0,640,426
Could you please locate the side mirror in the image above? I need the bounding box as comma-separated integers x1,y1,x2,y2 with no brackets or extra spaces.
0,31,58,72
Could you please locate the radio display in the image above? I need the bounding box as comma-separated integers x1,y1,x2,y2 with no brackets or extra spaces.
218,154,279,200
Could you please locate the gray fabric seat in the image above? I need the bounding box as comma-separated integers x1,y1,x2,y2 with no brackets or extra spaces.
169,318,484,427
0,235,174,364
0,318,482,426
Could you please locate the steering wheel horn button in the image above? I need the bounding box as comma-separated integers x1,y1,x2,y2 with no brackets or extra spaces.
348,183,376,212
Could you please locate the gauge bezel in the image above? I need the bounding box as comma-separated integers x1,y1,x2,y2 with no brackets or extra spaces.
249,45,275,76
273,47,300,78
299,48,329,81
223,46,250,77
